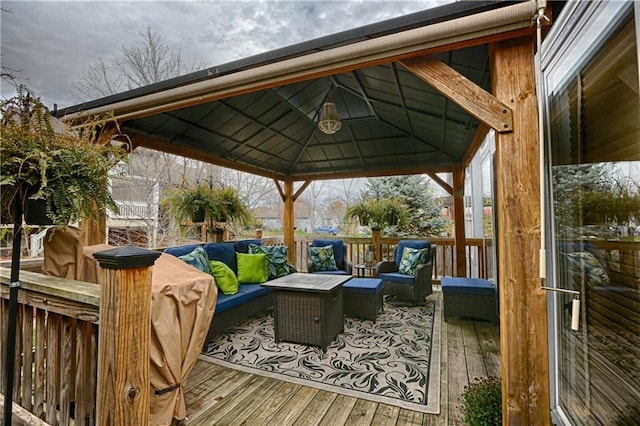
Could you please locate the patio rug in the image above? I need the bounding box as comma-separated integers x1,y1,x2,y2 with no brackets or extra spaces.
200,296,441,413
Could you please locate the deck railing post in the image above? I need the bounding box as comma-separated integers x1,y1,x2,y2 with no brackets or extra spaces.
93,246,161,425
371,227,381,263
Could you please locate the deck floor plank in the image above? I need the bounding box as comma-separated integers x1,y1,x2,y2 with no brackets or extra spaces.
316,394,359,425
343,399,377,426
370,403,400,425
445,319,468,426
461,321,488,381
475,321,501,377
292,389,338,426
260,384,319,425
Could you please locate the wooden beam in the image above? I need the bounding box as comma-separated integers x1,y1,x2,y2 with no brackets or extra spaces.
452,168,466,277
129,133,287,181
293,181,312,201
463,123,491,171
491,37,550,424
273,179,285,201
401,56,513,133
427,172,452,195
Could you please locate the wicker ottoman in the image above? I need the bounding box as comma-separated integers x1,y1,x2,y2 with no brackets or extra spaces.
441,277,497,323
343,278,384,322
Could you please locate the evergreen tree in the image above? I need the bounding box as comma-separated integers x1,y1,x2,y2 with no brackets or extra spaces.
359,175,449,237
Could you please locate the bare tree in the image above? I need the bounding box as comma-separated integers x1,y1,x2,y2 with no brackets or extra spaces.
220,169,275,211
301,181,326,232
74,26,206,100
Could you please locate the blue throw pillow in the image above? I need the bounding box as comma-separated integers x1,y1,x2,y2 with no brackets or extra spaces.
249,243,291,279
398,247,428,276
564,251,610,288
178,246,210,274
308,245,338,272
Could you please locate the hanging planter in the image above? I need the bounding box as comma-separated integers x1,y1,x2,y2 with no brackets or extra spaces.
0,90,128,229
192,207,206,223
24,198,54,226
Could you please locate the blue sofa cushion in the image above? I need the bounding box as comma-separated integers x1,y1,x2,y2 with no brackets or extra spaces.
312,239,345,270
344,278,383,295
441,277,495,296
394,240,431,269
164,244,203,258
215,284,271,313
234,239,263,254
379,272,416,285
204,242,237,274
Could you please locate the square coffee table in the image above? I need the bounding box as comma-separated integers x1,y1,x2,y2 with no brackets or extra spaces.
262,273,351,351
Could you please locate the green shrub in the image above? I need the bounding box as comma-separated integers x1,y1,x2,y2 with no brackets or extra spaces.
461,376,502,426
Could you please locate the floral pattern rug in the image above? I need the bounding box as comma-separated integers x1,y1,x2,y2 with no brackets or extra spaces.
200,297,441,413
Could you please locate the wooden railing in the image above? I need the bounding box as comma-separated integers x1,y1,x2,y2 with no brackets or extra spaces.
1,246,158,425
0,269,100,425
291,235,492,281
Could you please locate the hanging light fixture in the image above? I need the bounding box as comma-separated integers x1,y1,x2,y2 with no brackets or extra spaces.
318,87,342,134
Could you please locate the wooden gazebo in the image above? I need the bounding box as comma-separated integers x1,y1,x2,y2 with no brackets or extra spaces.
58,1,558,422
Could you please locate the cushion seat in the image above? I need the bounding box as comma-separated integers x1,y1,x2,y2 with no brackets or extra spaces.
215,284,271,313
441,277,496,296
344,278,383,294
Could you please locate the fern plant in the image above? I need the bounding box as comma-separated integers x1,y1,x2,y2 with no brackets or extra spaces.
0,88,128,227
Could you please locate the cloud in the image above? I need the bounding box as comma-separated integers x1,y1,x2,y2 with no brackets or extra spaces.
1,0,449,108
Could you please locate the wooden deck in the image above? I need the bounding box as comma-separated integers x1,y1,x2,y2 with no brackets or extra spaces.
182,293,501,426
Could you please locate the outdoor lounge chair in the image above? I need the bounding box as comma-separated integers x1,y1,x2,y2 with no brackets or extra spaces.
376,240,435,306
307,238,352,275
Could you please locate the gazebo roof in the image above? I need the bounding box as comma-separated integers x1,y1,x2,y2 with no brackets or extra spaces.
58,0,542,181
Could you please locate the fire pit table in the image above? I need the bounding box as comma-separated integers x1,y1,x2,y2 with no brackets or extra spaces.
262,273,351,351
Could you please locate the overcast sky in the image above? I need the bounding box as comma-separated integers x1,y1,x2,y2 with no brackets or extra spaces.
1,0,450,109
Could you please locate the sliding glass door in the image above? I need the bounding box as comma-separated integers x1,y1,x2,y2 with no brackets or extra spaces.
544,2,640,424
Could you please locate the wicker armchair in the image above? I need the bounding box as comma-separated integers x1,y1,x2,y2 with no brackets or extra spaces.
307,239,352,275
376,240,435,306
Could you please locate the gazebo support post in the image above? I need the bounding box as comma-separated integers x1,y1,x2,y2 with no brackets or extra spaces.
452,167,467,277
283,179,295,265
492,36,551,424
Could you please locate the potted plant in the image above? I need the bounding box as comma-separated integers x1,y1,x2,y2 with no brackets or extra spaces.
161,183,253,242
0,89,128,228
461,376,502,426
345,198,407,230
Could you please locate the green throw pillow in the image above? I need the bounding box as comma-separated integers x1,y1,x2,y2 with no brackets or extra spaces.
398,247,428,276
249,243,291,279
236,252,269,284
177,246,210,274
209,260,239,295
308,245,338,271
564,251,610,289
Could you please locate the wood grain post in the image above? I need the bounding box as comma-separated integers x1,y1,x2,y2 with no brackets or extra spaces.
491,37,551,424
371,227,381,263
93,246,161,425
452,167,467,277
283,179,295,265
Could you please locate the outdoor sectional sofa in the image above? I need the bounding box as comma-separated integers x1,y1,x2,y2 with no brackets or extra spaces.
164,239,288,348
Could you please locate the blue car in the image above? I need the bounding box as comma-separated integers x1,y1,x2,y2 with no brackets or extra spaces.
315,225,339,235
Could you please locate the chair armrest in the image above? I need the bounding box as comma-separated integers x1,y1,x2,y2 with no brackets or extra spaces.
376,261,397,274
343,257,353,274
414,261,434,295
